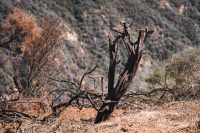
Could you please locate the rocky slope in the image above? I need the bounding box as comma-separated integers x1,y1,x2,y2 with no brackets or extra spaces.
0,0,200,99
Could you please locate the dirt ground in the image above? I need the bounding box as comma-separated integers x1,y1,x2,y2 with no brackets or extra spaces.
0,100,200,133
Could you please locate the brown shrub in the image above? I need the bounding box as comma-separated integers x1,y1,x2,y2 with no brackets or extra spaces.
2,7,64,97
2,7,40,49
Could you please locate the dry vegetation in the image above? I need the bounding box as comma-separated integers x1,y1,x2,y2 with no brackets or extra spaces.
2,8,39,48
0,5,200,133
1,8,64,97
0,100,199,133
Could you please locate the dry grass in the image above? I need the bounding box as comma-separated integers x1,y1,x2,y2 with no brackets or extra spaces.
1,100,199,133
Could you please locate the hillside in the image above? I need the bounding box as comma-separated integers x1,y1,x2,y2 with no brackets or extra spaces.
0,0,200,133
0,0,200,91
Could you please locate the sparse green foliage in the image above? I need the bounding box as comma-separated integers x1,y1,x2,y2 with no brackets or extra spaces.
146,50,200,102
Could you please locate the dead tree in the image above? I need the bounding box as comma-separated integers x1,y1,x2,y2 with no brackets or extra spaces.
94,22,153,123
0,21,154,125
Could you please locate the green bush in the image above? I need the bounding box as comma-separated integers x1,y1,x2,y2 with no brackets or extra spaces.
146,50,200,102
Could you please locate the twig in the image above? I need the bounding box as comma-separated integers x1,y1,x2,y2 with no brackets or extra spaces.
35,63,79,88
85,94,99,111
52,65,98,113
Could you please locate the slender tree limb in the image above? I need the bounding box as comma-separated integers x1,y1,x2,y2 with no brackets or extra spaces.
35,63,79,88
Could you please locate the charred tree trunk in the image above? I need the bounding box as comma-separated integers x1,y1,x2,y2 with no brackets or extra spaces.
95,22,153,123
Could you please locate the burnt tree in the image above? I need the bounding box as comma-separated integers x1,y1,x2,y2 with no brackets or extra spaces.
0,20,154,124
95,22,153,123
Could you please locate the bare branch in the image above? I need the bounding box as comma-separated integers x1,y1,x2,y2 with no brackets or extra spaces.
85,94,99,111
35,63,79,88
